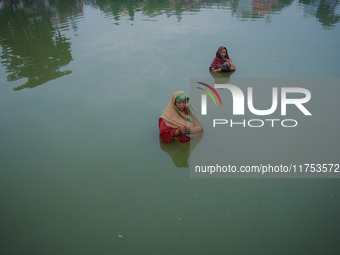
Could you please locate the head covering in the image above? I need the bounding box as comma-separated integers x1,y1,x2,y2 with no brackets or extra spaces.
160,91,200,129
210,46,230,70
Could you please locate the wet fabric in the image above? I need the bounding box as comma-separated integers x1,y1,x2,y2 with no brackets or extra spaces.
210,46,230,70
159,91,200,143
159,118,191,143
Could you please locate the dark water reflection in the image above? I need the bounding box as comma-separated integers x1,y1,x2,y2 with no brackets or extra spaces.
301,0,340,28
159,132,203,168
209,70,234,85
0,0,339,89
0,2,74,90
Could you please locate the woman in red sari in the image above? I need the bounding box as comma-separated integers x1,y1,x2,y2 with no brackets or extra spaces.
159,91,202,143
210,46,236,72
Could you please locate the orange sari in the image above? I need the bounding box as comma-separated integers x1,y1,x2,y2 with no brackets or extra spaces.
159,91,201,143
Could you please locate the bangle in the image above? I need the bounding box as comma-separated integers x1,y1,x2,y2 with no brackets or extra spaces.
174,129,180,136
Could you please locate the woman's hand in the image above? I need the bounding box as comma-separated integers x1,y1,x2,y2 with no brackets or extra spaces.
211,68,222,72
178,126,188,134
227,59,236,71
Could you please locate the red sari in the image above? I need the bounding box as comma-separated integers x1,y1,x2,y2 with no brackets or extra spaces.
210,46,230,70
159,117,191,144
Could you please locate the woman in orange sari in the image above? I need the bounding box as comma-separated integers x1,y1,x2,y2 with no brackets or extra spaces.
159,91,202,143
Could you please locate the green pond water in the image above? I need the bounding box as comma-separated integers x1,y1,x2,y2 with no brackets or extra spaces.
1,0,340,254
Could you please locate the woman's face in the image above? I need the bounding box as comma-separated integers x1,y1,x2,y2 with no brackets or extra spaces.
175,99,188,112
220,49,227,58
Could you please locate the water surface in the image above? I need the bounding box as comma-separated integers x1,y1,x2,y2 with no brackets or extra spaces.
1,0,340,254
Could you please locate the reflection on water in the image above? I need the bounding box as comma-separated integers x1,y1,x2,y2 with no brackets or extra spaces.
159,132,203,168
234,0,293,20
0,0,76,90
300,0,340,28
0,0,339,90
209,70,234,85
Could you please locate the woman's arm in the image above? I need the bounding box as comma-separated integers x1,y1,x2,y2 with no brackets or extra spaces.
210,67,223,73
159,119,188,143
190,117,203,134
159,119,176,143
227,59,236,71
